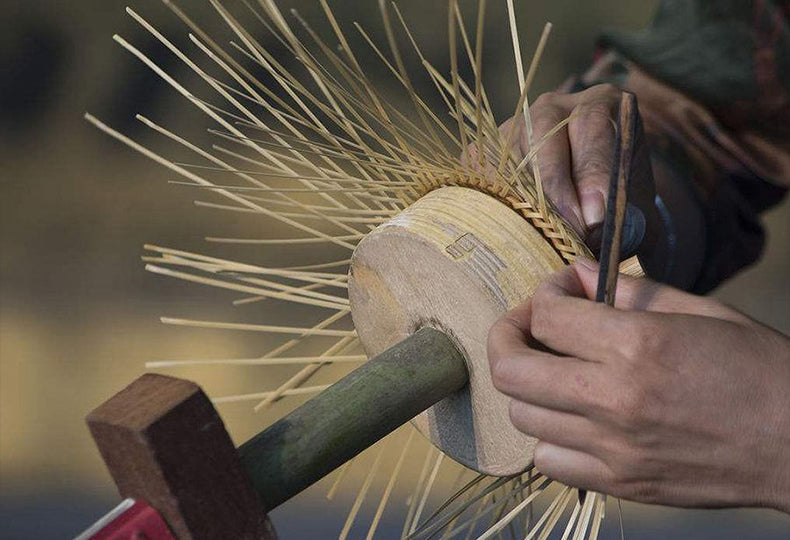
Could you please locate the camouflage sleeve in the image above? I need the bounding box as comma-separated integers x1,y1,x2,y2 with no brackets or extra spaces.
572,0,789,292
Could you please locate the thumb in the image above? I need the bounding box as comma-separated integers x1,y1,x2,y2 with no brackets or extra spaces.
573,258,736,318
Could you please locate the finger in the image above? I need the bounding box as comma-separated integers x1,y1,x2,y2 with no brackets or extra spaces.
498,116,525,163
489,289,581,365
488,325,605,413
575,259,669,311
573,259,749,322
486,301,534,364
531,262,746,364
461,137,489,174
568,100,617,231
501,297,533,335
527,95,585,234
534,442,614,493
529,266,630,362
509,400,605,454
539,262,593,299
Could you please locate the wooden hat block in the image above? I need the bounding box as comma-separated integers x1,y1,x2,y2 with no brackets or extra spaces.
349,186,566,476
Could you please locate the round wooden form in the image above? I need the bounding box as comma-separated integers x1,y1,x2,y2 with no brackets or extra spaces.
348,186,567,476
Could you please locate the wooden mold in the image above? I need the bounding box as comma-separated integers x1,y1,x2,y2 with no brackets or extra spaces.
349,186,567,475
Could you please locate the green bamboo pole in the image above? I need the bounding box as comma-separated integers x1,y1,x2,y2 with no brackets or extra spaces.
239,327,468,511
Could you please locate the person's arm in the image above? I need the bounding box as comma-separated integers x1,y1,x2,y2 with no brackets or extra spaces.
497,0,790,291
488,260,790,513
482,1,790,513
574,50,788,292
487,83,708,290
598,0,790,290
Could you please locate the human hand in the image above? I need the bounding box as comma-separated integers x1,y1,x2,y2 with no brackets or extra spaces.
487,260,790,513
467,84,659,254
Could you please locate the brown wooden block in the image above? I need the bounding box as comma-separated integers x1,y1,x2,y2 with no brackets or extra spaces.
87,373,276,540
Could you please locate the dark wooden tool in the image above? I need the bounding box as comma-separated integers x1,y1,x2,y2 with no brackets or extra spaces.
596,91,643,305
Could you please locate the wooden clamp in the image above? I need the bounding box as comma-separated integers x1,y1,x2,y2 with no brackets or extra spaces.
86,373,276,540
87,327,467,539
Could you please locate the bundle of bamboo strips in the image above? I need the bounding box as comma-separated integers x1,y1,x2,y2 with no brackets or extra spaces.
86,1,618,538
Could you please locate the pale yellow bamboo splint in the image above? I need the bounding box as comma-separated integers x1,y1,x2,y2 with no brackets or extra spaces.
84,0,648,538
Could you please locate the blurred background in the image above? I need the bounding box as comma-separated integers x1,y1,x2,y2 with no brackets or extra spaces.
1,0,789,538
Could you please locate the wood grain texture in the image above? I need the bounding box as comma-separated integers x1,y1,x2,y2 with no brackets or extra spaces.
349,186,566,475
87,374,275,540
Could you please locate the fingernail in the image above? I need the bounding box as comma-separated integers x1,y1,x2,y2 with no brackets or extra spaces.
581,192,605,229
